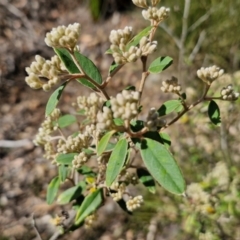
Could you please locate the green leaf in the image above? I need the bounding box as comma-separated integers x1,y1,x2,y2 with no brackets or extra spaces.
113,118,124,126
159,132,171,148
108,61,119,74
106,138,128,187
208,100,221,125
136,138,185,194
58,114,76,128
89,0,101,21
46,176,60,204
78,166,96,177
75,189,102,225
137,168,156,193
148,56,173,74
126,26,153,50
58,165,69,182
56,153,78,165
97,130,115,156
74,51,102,88
54,48,102,89
57,181,86,204
45,82,67,116
158,100,183,116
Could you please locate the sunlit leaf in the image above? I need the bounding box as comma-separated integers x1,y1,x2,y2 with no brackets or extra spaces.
75,189,102,225
158,100,183,116
97,130,115,156
56,153,78,165
136,138,185,194
45,82,67,116
46,176,60,204
58,165,69,182
106,138,128,187
58,114,76,128
148,56,173,74
159,132,171,148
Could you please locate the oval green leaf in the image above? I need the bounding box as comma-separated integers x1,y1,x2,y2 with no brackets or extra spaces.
56,153,78,165
57,181,86,204
137,168,156,194
58,164,69,182
58,114,76,128
46,176,60,204
45,82,67,116
208,100,221,125
159,132,171,148
75,189,102,225
106,138,128,187
97,130,115,156
158,100,183,116
148,56,173,74
137,138,185,194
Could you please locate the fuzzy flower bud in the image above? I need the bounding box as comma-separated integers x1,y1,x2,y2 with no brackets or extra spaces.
161,76,181,93
139,36,157,56
145,107,165,131
96,106,115,131
132,0,148,8
220,84,239,101
45,23,81,50
126,195,144,211
197,65,224,85
142,6,170,23
72,152,90,169
110,90,140,121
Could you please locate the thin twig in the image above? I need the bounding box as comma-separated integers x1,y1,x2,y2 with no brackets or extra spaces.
31,213,43,240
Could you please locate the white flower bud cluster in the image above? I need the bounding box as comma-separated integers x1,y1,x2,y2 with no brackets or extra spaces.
110,90,140,121
161,77,181,93
142,7,170,23
77,93,105,122
186,183,215,214
96,106,115,131
110,182,126,201
139,36,157,56
25,55,63,91
109,27,158,64
144,107,165,131
205,161,229,190
220,84,239,100
132,0,148,8
72,152,89,169
109,26,142,64
57,133,90,154
45,23,81,50
34,108,61,146
197,65,224,85
126,195,144,211
124,171,139,185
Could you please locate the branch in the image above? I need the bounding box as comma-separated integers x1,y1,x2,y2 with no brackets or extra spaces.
31,214,43,240
0,139,33,148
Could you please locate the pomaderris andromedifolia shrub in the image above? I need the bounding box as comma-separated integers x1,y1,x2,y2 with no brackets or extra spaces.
25,0,239,232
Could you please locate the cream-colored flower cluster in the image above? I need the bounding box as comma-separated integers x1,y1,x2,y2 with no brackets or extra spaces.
161,76,181,93
220,84,239,100
139,36,157,56
84,213,97,229
142,7,170,24
186,183,214,215
205,161,229,190
96,106,116,131
132,0,148,8
126,195,144,211
111,90,140,120
109,27,157,64
72,152,90,169
34,108,61,146
57,133,90,154
197,65,224,85
77,93,105,122
145,107,165,131
110,182,126,201
25,55,65,91
45,23,81,50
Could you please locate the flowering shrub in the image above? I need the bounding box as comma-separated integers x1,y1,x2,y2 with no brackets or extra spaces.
25,0,239,235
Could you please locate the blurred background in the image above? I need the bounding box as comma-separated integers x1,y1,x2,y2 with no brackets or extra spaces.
0,0,240,239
